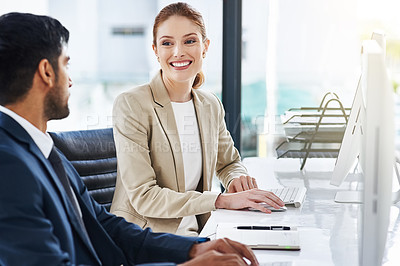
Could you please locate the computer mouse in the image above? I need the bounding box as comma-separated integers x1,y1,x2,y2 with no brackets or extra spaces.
266,205,287,212
248,203,287,212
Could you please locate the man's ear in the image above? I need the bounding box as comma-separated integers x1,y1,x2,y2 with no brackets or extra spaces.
37,59,55,87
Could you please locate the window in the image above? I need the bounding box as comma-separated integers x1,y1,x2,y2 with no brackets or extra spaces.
240,0,400,158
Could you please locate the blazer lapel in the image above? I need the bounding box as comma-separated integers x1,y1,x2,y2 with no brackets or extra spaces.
150,71,186,192
0,113,99,260
192,90,213,191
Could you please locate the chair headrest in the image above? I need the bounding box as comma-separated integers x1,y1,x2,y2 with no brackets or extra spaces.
49,128,115,161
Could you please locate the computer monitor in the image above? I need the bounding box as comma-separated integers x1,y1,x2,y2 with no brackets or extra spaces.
329,34,395,265
329,75,364,199
359,39,394,266
330,31,386,203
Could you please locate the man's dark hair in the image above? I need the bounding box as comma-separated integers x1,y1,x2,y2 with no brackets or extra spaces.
0,12,69,105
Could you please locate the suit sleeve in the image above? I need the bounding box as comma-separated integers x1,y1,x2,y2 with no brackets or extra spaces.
68,162,199,265
0,150,72,265
112,92,219,219
96,208,199,265
213,95,248,189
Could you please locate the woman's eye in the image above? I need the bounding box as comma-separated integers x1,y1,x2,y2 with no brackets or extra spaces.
185,39,196,44
162,41,172,46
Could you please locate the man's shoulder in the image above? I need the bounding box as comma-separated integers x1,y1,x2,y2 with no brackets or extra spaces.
0,128,45,174
0,130,43,187
0,128,21,152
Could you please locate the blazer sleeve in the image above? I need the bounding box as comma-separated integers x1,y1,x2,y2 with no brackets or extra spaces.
0,151,72,266
213,95,248,189
112,92,219,219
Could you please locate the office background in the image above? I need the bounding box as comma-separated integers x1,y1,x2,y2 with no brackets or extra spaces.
1,0,399,158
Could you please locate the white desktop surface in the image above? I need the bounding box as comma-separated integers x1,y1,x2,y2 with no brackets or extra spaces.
200,157,400,266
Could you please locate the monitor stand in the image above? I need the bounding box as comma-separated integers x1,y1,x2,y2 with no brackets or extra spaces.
335,156,400,204
335,190,400,204
334,191,362,203
334,171,363,203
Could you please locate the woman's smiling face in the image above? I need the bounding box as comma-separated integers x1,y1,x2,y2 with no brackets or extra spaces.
153,15,209,87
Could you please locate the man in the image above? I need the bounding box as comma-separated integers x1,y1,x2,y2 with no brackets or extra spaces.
0,12,258,266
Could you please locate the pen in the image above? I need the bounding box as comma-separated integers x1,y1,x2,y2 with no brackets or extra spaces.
236,226,291,230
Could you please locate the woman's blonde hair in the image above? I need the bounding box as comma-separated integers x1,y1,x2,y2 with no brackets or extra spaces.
153,2,207,89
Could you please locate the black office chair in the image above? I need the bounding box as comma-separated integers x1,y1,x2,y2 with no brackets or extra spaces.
49,128,116,211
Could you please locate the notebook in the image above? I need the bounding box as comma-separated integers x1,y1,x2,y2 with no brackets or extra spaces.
216,223,301,251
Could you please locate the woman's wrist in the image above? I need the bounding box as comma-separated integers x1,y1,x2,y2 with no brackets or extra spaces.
215,193,227,209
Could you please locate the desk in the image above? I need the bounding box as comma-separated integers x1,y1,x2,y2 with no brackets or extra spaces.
200,158,400,266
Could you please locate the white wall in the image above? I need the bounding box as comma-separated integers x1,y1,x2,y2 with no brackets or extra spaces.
49,0,99,81
97,0,156,82
276,0,359,102
0,0,48,14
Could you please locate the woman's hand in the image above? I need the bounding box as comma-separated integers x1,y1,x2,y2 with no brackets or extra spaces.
215,188,285,213
227,176,258,193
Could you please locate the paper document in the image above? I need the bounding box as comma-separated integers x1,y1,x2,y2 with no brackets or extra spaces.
216,223,301,251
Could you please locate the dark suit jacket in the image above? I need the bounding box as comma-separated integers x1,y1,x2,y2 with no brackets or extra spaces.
0,112,199,265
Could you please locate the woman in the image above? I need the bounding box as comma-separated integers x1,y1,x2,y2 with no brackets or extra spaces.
111,2,284,236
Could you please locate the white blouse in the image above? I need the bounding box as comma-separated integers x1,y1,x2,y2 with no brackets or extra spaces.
171,99,203,236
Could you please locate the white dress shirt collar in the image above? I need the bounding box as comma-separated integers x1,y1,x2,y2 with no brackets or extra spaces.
0,105,54,158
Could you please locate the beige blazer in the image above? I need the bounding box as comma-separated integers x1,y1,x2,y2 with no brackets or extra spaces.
110,71,248,234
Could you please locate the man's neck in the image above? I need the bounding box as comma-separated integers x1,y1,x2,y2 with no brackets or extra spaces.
5,103,47,133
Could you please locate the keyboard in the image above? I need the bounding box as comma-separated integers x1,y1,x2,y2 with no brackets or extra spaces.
268,187,307,208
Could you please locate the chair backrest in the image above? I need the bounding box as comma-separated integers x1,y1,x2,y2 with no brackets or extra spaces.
49,128,116,211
